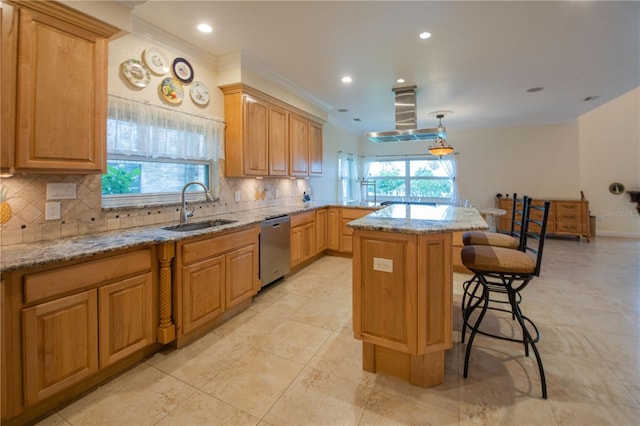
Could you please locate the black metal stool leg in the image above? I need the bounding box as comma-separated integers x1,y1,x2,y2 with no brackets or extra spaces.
508,289,548,399
463,282,490,379
461,275,482,343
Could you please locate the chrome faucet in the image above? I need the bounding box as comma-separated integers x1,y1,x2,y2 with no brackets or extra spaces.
180,181,213,224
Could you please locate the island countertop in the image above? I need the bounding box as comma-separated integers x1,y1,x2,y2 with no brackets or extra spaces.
347,204,488,234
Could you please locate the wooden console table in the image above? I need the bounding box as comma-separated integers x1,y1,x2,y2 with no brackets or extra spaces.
496,197,590,241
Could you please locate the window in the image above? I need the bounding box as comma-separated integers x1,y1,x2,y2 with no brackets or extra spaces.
338,152,359,202
363,157,457,203
102,95,224,207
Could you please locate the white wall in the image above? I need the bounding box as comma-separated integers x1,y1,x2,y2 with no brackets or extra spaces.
578,87,640,238
310,119,361,201
355,122,581,209
108,34,224,119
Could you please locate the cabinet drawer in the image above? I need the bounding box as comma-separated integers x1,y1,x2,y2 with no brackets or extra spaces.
182,226,257,265
555,202,581,213
23,249,152,304
290,210,315,227
556,213,580,223
555,222,583,233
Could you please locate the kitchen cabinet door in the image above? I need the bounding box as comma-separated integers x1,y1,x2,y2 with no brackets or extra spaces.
182,255,226,335
268,104,289,176
22,290,99,406
289,114,309,177
290,225,304,267
226,243,258,309
315,208,328,253
309,121,323,176
243,96,269,176
12,2,117,173
302,222,316,261
327,208,340,251
98,273,154,368
0,2,17,173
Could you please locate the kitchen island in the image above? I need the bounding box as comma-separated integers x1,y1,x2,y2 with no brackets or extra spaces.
348,204,487,388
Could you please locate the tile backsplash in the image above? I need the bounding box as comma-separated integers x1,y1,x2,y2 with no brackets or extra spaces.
0,171,313,246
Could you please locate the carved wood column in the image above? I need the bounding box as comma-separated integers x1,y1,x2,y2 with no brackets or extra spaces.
156,242,175,344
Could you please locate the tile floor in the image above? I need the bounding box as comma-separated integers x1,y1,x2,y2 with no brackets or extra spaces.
37,237,639,425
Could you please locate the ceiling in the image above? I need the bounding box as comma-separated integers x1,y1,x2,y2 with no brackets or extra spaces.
125,0,639,135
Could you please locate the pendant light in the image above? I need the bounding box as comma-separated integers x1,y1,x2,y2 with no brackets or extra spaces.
428,113,454,157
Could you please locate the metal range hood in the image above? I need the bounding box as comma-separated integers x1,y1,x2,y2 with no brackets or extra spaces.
366,86,446,143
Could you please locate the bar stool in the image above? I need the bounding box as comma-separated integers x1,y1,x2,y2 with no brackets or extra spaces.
463,193,525,250
460,195,529,340
460,200,551,399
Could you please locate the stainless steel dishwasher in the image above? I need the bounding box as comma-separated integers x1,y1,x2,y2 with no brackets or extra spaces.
260,214,290,287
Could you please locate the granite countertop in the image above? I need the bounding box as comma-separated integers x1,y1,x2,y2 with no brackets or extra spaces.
0,201,381,273
347,204,489,234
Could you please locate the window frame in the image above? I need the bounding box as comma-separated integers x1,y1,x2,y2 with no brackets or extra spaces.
364,156,456,204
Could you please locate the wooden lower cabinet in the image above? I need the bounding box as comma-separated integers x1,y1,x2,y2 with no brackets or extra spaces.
2,247,158,423
327,208,340,250
340,208,378,254
352,229,453,388
175,226,259,346
290,211,316,268
22,290,99,406
182,256,226,336
315,208,328,253
98,273,154,368
226,245,257,309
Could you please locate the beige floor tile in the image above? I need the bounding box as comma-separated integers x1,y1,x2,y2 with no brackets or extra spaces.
156,390,260,426
149,326,254,389
307,331,377,386
255,319,333,363
263,367,372,426
458,374,557,426
548,398,640,426
543,353,638,408
360,386,459,425
199,347,304,418
34,413,72,426
290,296,352,333
583,329,640,366
58,364,196,425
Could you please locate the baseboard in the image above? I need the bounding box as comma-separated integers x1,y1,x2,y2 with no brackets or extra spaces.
593,230,640,239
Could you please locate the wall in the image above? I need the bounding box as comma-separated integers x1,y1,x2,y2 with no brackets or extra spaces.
358,122,581,208
578,87,640,238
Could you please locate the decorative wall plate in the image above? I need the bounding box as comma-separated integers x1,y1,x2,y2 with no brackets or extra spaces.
121,59,151,88
159,77,184,104
143,47,170,75
172,57,194,84
190,81,209,106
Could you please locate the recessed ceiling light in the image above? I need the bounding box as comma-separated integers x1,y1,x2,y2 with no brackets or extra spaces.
197,23,212,33
419,32,432,40
337,108,348,112
526,87,544,93
397,78,405,83
341,76,352,83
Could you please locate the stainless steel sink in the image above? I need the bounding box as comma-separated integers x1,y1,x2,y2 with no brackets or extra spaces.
162,219,238,232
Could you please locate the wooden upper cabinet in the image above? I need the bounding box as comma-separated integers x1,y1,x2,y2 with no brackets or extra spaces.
2,1,119,174
1,2,17,173
289,113,309,177
220,83,322,178
309,121,323,176
268,104,289,176
243,96,269,176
